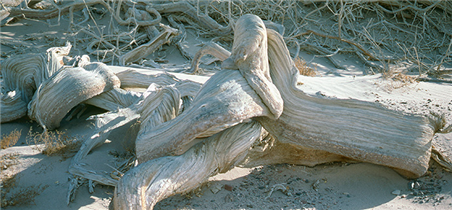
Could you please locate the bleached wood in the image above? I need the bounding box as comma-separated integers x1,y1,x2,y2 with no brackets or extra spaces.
68,84,181,202
0,54,46,103
113,69,203,99
222,14,283,120
0,42,71,104
28,62,120,130
113,14,435,209
84,87,142,111
113,121,263,210
119,25,178,66
0,90,27,123
256,29,434,178
135,69,272,163
189,42,231,74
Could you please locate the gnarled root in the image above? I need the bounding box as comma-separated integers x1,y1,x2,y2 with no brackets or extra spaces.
0,90,27,123
0,54,46,102
85,87,142,111
113,121,263,210
28,62,120,130
68,85,181,203
135,69,271,163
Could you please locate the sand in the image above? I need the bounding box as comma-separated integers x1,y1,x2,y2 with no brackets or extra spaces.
1,2,452,210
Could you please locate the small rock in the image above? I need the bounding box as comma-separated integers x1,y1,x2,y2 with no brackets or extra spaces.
224,184,233,191
392,190,401,195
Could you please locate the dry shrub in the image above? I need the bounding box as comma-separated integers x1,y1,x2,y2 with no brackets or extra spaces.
1,173,48,207
382,71,417,90
27,128,80,156
392,72,416,83
0,153,20,171
1,129,21,149
294,57,316,76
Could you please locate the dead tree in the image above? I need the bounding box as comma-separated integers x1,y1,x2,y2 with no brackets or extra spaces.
112,14,434,210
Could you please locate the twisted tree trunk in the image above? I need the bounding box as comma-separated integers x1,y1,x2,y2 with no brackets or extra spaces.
112,14,434,209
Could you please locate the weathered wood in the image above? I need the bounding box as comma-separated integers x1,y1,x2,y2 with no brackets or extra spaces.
113,69,202,98
256,28,434,178
84,87,142,111
68,84,181,203
113,121,263,210
135,69,272,163
119,25,178,66
149,1,232,36
0,54,46,103
242,134,353,168
28,62,120,130
0,90,27,123
112,14,435,209
222,14,283,120
189,42,231,74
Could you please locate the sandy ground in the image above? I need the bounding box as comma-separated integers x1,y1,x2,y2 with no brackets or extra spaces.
1,4,452,210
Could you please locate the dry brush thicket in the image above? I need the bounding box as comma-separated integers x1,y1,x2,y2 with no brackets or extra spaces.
1,1,452,209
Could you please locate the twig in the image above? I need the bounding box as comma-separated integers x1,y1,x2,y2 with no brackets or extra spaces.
302,43,347,70
119,24,179,66
167,15,191,60
150,1,232,36
376,1,441,14
436,38,452,71
293,30,386,61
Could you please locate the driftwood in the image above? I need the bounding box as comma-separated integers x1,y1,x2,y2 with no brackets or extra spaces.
1,5,448,208
119,24,179,66
84,87,142,112
28,62,120,130
0,90,27,123
0,54,46,103
135,69,271,163
188,42,231,74
110,14,435,209
114,121,263,209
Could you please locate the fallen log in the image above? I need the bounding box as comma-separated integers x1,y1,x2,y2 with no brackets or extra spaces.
256,28,434,178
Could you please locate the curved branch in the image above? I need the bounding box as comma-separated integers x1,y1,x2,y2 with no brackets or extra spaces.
113,121,263,209
28,63,120,130
0,90,27,123
150,1,232,36
135,69,271,163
